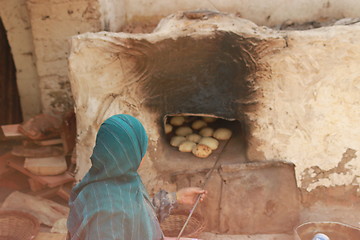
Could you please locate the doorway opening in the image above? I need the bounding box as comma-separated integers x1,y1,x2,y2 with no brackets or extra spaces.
0,18,22,125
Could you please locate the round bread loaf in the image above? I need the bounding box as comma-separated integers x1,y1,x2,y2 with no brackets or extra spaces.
199,127,214,137
192,144,212,158
191,120,207,130
186,133,202,143
199,137,219,150
170,136,186,147
165,124,173,134
179,141,197,152
175,126,193,136
213,128,232,140
170,116,185,126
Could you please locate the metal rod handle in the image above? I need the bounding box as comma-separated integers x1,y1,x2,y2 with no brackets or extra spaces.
176,140,230,240
176,193,202,240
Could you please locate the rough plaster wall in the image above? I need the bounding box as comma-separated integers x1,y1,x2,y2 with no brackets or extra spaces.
0,0,41,120
99,0,126,32
67,15,279,193
26,0,103,116
68,34,170,192
247,25,360,192
124,0,360,26
69,13,360,194
5,0,360,126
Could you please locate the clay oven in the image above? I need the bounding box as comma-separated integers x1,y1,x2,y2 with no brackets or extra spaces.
69,11,299,234
69,10,360,234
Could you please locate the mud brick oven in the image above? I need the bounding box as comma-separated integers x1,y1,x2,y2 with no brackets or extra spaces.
67,11,360,234
1,0,360,236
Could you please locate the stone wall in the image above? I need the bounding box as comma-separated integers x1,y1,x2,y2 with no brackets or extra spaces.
0,0,41,120
26,0,103,116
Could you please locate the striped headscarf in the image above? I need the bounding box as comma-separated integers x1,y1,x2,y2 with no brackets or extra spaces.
67,114,163,240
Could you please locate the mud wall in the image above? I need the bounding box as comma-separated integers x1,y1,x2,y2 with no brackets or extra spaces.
68,13,360,197
2,0,360,198
247,25,360,193
124,0,360,27
4,0,360,119
26,0,104,116
0,0,41,120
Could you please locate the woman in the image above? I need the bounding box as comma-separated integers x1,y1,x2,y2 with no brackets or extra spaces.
67,114,206,240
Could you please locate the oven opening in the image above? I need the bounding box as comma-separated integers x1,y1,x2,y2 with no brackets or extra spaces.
162,114,247,170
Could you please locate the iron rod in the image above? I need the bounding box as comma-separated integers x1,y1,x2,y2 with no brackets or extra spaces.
176,140,230,240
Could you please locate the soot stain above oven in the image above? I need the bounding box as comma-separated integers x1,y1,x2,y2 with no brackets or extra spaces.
127,31,260,120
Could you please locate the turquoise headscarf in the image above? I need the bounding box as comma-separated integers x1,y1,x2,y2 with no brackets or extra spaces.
67,114,163,240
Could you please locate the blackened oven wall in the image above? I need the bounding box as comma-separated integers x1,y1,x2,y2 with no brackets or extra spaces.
124,31,260,121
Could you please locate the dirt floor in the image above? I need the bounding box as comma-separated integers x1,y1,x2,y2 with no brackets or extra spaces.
32,203,360,240
1,138,360,240
199,202,360,240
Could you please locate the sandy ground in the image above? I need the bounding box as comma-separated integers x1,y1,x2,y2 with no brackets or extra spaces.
199,232,293,240
1,141,359,240
197,203,360,240
300,202,360,227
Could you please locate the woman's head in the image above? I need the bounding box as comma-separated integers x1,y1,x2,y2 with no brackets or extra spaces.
68,114,160,240
90,114,148,179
